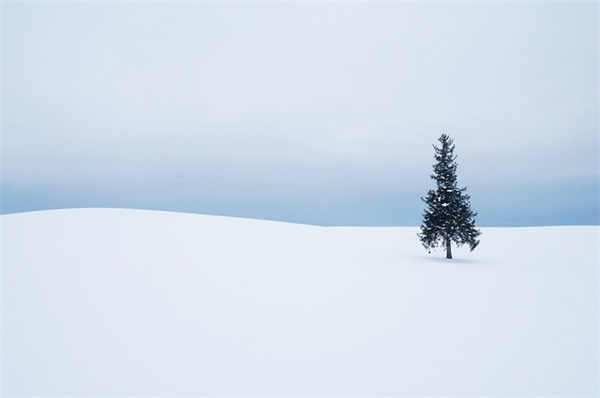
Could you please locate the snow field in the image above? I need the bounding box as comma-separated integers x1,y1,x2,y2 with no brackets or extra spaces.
2,208,598,395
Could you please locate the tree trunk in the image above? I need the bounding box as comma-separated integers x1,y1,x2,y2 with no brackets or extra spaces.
445,238,452,259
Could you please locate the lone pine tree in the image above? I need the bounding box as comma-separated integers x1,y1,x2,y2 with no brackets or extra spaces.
418,134,481,259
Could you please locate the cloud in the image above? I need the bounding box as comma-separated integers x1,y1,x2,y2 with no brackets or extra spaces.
3,1,598,225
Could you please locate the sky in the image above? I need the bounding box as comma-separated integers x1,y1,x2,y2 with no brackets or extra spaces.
2,1,598,226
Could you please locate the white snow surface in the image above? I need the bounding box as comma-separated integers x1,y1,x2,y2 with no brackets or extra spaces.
2,208,598,396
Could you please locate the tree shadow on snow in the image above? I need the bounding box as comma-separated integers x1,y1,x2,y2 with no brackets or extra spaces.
416,254,487,265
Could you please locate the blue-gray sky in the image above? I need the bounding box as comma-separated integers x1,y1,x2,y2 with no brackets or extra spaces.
2,1,598,226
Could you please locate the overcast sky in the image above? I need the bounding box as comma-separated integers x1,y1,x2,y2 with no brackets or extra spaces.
2,1,598,226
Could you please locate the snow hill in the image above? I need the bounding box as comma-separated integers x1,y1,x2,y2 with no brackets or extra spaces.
2,208,598,396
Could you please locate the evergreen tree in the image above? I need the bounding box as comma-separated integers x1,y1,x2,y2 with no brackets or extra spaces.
418,134,481,259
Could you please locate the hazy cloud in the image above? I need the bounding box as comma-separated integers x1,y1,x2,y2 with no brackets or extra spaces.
3,1,597,225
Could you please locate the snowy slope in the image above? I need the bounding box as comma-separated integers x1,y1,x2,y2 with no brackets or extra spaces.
2,208,598,396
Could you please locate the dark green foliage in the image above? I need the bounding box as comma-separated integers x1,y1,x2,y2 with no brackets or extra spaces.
418,134,481,259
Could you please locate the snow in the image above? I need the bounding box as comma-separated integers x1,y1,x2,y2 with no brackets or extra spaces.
2,208,598,396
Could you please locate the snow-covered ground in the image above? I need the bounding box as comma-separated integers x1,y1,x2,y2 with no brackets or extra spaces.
2,208,598,396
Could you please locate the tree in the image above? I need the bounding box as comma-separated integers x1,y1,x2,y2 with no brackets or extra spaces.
418,134,481,259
